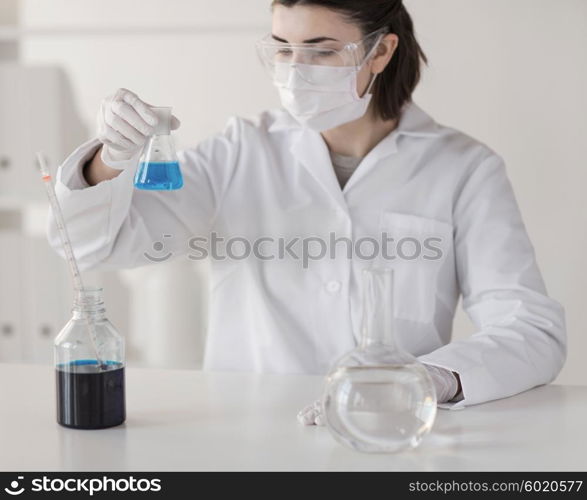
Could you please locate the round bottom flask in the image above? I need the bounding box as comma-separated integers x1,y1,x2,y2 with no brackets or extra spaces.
323,268,437,453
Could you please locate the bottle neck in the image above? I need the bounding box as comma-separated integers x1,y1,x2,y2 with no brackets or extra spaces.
360,268,397,349
72,288,106,320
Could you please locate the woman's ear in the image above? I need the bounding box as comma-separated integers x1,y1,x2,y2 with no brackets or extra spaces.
371,33,399,74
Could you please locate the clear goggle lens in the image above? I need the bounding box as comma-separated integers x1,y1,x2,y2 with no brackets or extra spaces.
256,28,386,85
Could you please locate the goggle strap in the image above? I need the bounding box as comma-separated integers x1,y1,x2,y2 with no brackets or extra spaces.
358,33,385,70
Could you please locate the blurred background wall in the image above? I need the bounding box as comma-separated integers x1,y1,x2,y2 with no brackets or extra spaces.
0,0,585,384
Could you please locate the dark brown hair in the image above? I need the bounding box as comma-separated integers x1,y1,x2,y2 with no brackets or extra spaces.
272,0,427,121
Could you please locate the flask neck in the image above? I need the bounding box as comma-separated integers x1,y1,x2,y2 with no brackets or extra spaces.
152,106,172,135
142,134,177,163
72,288,106,320
359,268,398,349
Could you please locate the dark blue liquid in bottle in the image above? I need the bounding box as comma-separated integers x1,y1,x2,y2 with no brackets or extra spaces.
56,359,126,429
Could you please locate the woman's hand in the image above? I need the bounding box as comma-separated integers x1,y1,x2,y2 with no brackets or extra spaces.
84,88,182,186
97,88,180,165
296,365,462,426
297,399,325,426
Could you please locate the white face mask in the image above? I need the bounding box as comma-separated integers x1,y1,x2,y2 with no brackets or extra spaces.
272,42,381,132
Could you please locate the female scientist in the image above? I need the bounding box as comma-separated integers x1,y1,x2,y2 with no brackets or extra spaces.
47,0,566,420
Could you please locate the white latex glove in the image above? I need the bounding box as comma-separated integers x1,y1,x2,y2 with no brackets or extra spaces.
297,365,461,426
423,364,461,403
297,399,326,426
97,88,180,168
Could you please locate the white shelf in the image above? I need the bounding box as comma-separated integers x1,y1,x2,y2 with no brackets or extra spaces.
0,24,266,41
0,195,46,211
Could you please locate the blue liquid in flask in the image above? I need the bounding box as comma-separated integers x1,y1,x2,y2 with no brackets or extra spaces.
134,161,183,190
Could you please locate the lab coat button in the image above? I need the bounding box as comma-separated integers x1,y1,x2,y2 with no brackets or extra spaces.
325,280,342,293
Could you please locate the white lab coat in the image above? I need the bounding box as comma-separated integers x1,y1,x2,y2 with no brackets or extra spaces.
48,101,566,409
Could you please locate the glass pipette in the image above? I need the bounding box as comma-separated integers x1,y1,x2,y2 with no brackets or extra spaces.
36,152,106,371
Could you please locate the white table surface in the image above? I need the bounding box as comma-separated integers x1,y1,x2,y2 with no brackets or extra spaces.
0,363,585,472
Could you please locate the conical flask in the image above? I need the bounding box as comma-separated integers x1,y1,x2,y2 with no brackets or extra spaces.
322,267,437,453
134,106,183,190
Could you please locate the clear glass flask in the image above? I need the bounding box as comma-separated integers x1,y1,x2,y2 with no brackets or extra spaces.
322,267,437,453
54,288,126,429
134,106,183,190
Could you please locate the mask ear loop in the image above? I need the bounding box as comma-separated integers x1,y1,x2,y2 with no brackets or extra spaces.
365,71,379,94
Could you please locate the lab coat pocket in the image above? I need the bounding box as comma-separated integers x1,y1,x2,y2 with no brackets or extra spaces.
379,212,453,323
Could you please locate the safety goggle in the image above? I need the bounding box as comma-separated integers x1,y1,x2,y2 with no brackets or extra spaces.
256,28,387,84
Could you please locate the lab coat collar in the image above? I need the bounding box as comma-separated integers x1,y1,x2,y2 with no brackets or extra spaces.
342,102,441,190
284,101,440,214
395,101,440,138
290,127,351,216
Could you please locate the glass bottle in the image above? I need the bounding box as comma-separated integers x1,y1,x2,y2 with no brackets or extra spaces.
55,287,126,429
134,106,183,190
322,267,437,453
